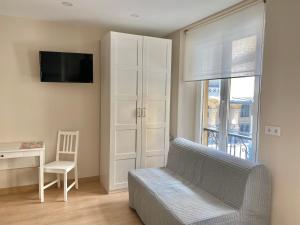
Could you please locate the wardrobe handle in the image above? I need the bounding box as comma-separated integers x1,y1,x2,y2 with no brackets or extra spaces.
142,108,146,117
136,108,141,117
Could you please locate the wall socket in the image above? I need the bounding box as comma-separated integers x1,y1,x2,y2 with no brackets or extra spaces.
265,126,281,136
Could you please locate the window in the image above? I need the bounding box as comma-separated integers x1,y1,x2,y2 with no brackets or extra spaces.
183,2,265,161
200,76,260,161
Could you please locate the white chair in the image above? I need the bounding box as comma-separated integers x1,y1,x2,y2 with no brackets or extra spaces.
41,131,79,202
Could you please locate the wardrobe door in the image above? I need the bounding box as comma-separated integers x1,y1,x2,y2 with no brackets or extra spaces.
141,37,172,168
110,33,143,190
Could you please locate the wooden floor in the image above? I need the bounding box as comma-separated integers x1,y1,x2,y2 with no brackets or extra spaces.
0,181,143,225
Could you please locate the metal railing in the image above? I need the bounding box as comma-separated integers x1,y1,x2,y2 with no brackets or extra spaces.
203,128,252,160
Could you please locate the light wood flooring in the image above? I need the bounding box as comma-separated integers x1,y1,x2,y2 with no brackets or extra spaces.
0,181,143,225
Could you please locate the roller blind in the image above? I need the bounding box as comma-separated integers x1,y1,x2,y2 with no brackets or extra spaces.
184,2,265,81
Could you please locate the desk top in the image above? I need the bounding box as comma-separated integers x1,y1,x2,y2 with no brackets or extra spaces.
0,142,45,152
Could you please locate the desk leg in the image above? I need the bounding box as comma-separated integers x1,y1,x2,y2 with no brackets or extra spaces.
39,150,44,203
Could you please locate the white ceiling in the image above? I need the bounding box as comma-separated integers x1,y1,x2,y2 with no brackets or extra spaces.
0,0,243,36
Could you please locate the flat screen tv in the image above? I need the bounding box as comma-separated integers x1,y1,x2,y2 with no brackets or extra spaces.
39,51,93,83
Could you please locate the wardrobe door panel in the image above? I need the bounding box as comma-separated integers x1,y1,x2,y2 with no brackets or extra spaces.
116,69,138,96
146,127,166,152
114,36,139,66
145,155,165,168
146,71,167,97
115,130,137,155
147,100,166,124
143,38,168,71
116,99,137,125
110,33,143,190
114,159,136,185
141,37,172,168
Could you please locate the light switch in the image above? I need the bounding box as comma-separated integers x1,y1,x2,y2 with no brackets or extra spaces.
265,126,281,136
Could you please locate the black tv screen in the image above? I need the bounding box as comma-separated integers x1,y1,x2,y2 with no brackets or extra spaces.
40,51,93,83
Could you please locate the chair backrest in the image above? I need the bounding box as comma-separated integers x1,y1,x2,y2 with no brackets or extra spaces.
56,130,79,162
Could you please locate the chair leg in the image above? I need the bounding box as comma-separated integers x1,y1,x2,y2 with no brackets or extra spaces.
57,174,61,188
75,167,79,189
64,172,68,202
39,168,44,203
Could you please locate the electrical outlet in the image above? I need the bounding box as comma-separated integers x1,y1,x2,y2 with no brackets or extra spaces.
265,126,281,136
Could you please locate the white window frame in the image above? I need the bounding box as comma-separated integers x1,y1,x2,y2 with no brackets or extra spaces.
195,76,261,161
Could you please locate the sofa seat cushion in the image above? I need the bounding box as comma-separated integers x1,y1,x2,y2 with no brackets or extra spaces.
129,168,239,225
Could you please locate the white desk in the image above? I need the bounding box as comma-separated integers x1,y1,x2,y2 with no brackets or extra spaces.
0,142,45,202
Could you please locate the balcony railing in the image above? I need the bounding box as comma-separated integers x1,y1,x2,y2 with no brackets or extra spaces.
203,128,252,160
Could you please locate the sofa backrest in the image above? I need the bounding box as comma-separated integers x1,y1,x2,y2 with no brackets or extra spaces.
166,138,269,210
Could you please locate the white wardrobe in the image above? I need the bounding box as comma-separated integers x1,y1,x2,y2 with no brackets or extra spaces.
100,32,172,192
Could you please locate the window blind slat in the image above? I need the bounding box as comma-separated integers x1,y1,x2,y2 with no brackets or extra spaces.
184,2,265,81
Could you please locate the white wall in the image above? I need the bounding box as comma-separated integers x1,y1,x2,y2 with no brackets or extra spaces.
0,15,106,188
259,0,300,224
166,31,198,141
167,31,180,139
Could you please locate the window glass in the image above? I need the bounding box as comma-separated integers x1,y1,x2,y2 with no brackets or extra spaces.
201,76,258,161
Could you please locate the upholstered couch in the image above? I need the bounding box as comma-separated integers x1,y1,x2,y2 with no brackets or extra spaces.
128,138,271,225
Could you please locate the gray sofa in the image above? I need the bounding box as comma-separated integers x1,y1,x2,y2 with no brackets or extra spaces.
128,138,271,225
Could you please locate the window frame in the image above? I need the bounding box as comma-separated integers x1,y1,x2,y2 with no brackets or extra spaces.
196,76,261,162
